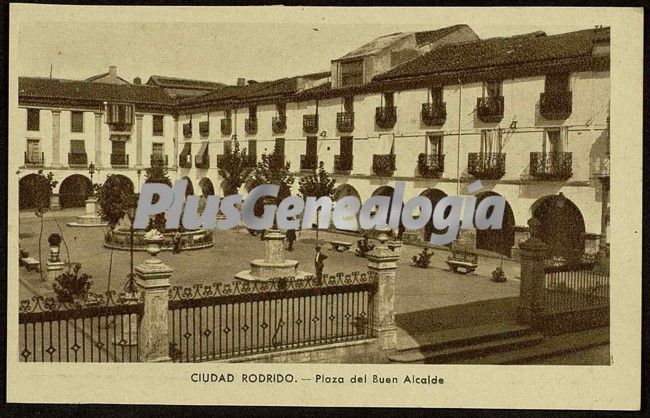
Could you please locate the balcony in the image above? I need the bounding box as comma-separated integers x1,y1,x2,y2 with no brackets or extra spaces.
221,119,232,136
476,96,504,123
110,154,129,167
269,153,285,169
336,112,354,133
195,154,210,169
216,154,227,169
68,153,88,167
199,121,210,137
179,154,192,169
303,114,319,134
417,153,445,178
300,154,318,171
150,155,169,167
272,117,287,134
421,102,447,126
592,155,610,179
334,154,353,174
375,106,397,129
183,123,192,138
372,154,396,177
529,152,572,180
24,152,44,166
245,118,257,135
467,153,506,179
540,91,573,120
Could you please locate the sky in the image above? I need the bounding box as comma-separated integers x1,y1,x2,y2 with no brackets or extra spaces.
13,6,597,85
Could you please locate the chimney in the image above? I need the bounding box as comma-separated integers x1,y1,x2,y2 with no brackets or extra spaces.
133,77,141,85
109,66,117,77
237,77,246,86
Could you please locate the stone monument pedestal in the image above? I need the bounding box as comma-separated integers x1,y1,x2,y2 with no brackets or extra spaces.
236,229,309,282
46,260,65,282
67,197,107,227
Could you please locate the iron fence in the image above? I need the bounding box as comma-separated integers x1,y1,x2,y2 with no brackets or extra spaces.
167,272,376,362
543,264,609,314
19,291,142,362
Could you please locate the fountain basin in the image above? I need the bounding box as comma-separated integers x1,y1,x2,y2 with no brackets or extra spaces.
104,227,214,251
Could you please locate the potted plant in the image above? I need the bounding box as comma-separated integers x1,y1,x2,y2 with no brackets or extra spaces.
53,263,93,304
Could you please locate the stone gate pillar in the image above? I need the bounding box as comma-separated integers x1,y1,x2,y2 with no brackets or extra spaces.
517,217,548,326
135,233,173,362
366,233,399,361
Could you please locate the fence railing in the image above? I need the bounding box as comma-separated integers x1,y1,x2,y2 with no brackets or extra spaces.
543,265,609,314
19,291,142,362
167,272,376,362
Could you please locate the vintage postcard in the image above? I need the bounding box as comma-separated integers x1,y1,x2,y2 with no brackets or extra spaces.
6,4,643,409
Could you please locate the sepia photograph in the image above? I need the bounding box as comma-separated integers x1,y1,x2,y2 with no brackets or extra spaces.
6,4,642,410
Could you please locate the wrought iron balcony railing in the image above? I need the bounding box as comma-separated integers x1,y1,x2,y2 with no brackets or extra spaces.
220,119,232,136
183,123,192,138
303,114,319,134
268,153,285,169
592,156,610,179
334,154,353,174
195,153,210,169
179,154,192,169
150,155,168,167
467,152,506,179
372,154,396,177
245,118,258,135
68,153,88,166
529,152,573,180
272,117,287,134
24,152,44,166
300,154,318,171
540,91,573,120
417,153,445,178
199,121,210,137
375,106,397,129
337,112,354,133
421,102,447,126
110,153,129,167
476,96,504,123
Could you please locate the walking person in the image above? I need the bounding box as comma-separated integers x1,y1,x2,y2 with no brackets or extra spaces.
172,231,182,254
314,245,328,283
286,228,296,251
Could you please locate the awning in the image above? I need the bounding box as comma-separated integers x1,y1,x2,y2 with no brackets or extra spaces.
180,142,191,157
195,142,209,165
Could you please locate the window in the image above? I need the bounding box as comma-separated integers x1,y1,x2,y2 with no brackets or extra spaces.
340,60,363,87
249,106,257,120
543,128,567,153
430,86,444,104
306,136,318,157
274,137,285,156
224,109,232,119
383,92,395,108
107,104,134,125
277,103,286,120
248,140,257,159
545,73,570,93
480,129,503,154
427,132,444,156
152,115,164,136
70,140,86,155
344,96,354,113
71,111,84,133
224,140,232,154
112,141,126,155
27,108,40,131
483,81,502,98
340,136,353,156
26,139,41,162
152,143,164,157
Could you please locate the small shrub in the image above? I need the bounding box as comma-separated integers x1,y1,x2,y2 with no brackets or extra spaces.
491,266,507,283
412,248,433,269
355,235,375,257
53,263,93,303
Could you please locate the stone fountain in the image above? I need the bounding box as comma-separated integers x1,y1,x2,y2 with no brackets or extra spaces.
66,196,107,227
235,229,310,282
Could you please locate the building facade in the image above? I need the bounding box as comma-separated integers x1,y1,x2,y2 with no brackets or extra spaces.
17,26,610,260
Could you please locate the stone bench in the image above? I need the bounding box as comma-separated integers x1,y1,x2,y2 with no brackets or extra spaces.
446,251,478,274
22,257,40,272
329,240,353,252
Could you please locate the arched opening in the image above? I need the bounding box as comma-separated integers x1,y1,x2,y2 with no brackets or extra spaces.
59,174,93,208
475,191,515,257
532,193,586,261
333,184,361,230
370,185,405,235
110,174,135,193
19,173,51,210
420,188,448,242
198,177,215,197
183,176,194,196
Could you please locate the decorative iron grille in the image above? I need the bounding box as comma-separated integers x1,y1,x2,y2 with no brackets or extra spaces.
334,154,353,173
529,152,572,180
372,154,396,176
336,112,354,133
476,96,504,123
417,153,445,178
467,152,506,179
375,106,397,129
303,114,319,134
421,102,447,126
540,91,573,120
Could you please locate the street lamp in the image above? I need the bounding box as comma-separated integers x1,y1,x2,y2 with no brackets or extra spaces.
124,199,138,298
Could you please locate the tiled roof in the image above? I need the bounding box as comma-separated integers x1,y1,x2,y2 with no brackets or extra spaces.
375,27,610,81
334,25,471,61
146,75,227,90
85,72,132,84
19,77,176,105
